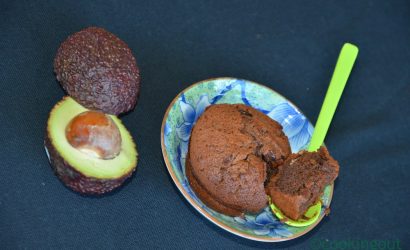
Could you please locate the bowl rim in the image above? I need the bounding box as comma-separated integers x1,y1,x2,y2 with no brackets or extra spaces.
160,77,334,242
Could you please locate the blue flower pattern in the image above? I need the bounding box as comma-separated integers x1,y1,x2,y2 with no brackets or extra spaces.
267,103,314,152
175,94,211,176
166,79,321,239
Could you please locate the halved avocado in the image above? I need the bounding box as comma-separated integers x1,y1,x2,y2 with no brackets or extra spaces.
54,27,140,115
44,96,138,194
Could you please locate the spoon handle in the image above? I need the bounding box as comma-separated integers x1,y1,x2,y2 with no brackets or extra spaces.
308,43,359,152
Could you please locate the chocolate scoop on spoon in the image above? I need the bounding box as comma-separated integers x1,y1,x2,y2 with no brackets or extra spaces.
269,43,359,227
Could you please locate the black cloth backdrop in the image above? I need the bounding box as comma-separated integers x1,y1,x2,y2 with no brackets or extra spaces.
1,1,409,249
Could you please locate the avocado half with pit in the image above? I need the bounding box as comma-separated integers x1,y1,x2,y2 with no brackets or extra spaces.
45,97,138,194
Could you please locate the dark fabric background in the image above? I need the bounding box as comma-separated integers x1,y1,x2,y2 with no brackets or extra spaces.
0,0,409,249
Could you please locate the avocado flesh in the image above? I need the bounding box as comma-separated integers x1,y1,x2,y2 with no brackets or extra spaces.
46,96,137,179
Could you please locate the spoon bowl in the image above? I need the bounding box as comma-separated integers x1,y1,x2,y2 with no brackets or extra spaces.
269,199,322,227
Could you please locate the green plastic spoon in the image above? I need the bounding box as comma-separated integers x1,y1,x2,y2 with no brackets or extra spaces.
269,43,359,227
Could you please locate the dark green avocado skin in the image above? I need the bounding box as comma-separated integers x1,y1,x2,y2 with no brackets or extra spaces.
44,133,135,195
54,27,140,115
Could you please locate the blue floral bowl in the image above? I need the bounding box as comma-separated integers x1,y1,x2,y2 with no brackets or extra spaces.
161,77,333,242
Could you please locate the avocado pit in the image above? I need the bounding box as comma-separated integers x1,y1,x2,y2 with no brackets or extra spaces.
66,111,121,160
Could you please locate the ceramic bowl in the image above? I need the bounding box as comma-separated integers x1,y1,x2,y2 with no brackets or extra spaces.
161,77,333,242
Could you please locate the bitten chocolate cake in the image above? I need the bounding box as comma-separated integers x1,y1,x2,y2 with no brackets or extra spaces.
187,104,291,216
266,146,339,220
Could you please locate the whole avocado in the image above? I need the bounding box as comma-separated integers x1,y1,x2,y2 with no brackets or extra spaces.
54,27,140,115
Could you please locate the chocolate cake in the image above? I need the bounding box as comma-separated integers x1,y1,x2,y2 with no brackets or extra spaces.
187,104,291,216
266,146,339,220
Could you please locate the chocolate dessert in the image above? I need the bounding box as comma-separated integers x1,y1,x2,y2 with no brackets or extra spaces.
187,104,291,216
266,147,339,220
